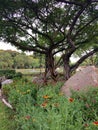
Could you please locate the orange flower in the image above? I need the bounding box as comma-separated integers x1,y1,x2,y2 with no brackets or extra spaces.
43,95,50,99
25,115,31,120
93,121,98,126
54,103,59,107
84,123,89,127
41,102,47,107
69,98,74,102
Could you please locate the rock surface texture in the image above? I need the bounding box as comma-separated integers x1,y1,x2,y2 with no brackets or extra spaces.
61,66,98,97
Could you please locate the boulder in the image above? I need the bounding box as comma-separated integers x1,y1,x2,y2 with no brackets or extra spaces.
61,66,98,97
2,79,13,85
32,76,44,85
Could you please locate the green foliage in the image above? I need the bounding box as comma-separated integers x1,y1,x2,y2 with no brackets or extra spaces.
3,79,98,130
0,69,22,79
0,102,15,130
0,51,13,69
0,50,42,69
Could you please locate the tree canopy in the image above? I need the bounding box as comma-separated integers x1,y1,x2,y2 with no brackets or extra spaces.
0,0,98,80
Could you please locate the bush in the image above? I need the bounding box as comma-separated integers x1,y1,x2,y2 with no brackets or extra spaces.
0,69,22,79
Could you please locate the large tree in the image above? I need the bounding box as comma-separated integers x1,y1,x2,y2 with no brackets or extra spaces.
0,0,98,81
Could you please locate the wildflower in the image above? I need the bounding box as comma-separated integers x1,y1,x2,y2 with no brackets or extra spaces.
93,121,98,126
25,115,31,120
54,103,59,107
69,98,74,102
34,103,39,106
85,103,90,108
43,95,50,99
84,123,89,127
41,102,47,107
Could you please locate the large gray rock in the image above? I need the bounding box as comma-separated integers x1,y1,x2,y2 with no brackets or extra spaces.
61,66,98,97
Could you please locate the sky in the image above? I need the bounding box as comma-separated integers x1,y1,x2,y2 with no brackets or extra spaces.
0,41,18,51
0,41,33,55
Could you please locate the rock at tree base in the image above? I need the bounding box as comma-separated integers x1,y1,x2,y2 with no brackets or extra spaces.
61,66,98,97
32,76,44,85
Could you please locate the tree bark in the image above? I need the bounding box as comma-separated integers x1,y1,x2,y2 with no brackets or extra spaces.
44,52,57,83
63,54,71,80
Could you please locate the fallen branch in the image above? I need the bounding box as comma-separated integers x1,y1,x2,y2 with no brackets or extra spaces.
1,98,13,109
0,89,13,109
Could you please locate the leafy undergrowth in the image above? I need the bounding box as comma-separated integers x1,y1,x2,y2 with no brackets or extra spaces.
0,102,15,130
2,78,98,130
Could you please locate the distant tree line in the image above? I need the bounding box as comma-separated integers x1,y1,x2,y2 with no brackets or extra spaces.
0,50,45,69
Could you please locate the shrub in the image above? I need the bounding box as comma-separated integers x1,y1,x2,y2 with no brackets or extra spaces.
0,69,22,79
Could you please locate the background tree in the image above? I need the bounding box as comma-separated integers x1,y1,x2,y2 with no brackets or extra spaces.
0,50,13,69
0,50,40,69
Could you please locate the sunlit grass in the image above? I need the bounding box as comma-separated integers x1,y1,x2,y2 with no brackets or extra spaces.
16,68,45,75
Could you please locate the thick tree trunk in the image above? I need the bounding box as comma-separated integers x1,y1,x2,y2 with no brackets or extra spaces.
44,52,57,83
63,54,71,80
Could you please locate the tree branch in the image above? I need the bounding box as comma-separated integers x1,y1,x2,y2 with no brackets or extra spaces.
8,39,46,54
71,49,98,71
67,2,90,47
4,13,54,45
73,16,98,39
68,4,89,36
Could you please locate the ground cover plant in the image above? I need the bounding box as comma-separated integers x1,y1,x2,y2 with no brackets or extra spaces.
0,102,15,130
2,78,98,130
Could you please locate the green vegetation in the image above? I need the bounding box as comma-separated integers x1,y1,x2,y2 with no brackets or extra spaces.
16,68,44,75
1,78,98,130
0,102,15,130
0,50,44,69
0,69,22,79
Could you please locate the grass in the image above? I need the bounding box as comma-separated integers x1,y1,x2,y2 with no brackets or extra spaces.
16,68,63,75
16,68,45,75
0,102,15,130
